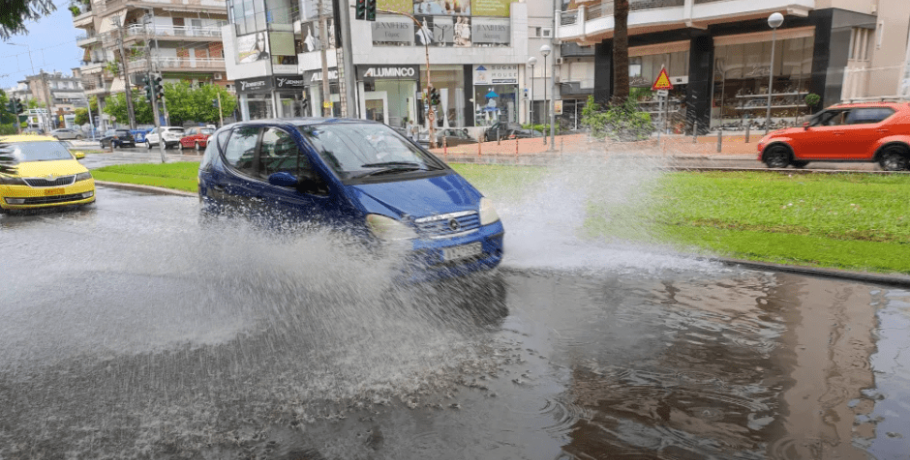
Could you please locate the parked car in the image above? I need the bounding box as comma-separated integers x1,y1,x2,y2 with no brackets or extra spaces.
144,127,185,150
0,135,95,213
22,127,46,135
99,128,136,148
415,128,479,148
131,129,152,143
198,119,504,281
483,122,523,142
51,128,84,140
758,102,910,171
179,126,215,151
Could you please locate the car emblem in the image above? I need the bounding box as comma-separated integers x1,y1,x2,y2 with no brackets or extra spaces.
45,174,55,180
448,219,460,231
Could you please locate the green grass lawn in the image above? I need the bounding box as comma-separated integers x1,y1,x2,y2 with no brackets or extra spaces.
91,162,199,193
91,162,910,274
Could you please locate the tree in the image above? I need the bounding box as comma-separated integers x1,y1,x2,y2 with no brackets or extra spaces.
74,107,89,125
0,0,55,39
103,90,153,125
611,0,630,106
161,82,237,126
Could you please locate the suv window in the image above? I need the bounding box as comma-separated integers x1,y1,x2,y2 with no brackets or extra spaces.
259,128,310,179
812,110,850,127
847,108,895,124
224,127,260,175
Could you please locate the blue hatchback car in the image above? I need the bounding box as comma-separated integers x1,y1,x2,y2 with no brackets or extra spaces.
198,118,504,280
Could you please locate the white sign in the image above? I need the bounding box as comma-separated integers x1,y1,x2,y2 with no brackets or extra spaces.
657,90,669,97
473,64,518,86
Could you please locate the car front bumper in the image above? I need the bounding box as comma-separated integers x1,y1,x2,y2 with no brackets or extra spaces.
0,180,96,210
402,221,505,282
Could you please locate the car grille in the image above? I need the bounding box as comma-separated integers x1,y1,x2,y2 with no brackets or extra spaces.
24,176,76,187
414,211,481,239
21,193,87,205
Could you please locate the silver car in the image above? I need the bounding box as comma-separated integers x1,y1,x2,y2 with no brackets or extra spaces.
51,128,84,140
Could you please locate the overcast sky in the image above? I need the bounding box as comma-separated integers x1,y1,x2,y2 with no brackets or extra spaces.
1,6,82,90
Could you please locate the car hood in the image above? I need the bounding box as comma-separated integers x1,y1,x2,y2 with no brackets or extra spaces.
16,159,88,177
348,172,482,219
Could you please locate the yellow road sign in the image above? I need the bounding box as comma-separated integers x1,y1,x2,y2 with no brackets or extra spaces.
652,68,674,91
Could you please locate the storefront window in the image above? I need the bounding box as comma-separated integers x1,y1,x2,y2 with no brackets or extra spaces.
368,80,419,128
248,94,273,119
421,66,465,128
474,84,517,126
711,33,815,130
307,83,341,117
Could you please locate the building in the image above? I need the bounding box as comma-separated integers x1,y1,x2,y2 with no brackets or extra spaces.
556,0,910,132
6,70,88,129
71,0,231,127
224,0,551,134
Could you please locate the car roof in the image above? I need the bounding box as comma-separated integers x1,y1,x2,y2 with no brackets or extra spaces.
0,135,60,143
230,117,377,128
829,101,909,109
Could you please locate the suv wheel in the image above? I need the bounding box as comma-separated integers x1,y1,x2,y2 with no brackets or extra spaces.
879,145,909,171
146,141,152,150
763,145,790,169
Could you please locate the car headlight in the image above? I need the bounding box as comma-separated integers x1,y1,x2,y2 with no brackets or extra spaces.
479,197,499,225
366,214,417,241
0,175,26,185
75,171,93,182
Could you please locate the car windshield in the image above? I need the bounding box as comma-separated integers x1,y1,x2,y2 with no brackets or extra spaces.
297,123,444,179
201,128,215,135
167,128,185,134
116,130,130,136
6,141,75,163
104,130,115,136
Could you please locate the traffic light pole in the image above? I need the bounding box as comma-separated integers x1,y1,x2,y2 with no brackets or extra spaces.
147,71,166,163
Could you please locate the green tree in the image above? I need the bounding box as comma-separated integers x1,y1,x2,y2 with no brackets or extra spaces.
581,95,653,142
162,82,237,126
74,107,89,125
0,0,55,39
103,90,153,125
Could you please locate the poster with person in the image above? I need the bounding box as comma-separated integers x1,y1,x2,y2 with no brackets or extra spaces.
453,16,471,47
414,16,454,46
413,0,469,15
237,32,270,63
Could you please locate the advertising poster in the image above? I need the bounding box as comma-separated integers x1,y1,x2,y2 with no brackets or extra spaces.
414,16,454,46
269,31,296,56
378,0,413,14
300,19,336,53
237,32,270,64
470,0,510,17
471,17,509,45
372,16,414,46
453,16,471,47
413,0,470,15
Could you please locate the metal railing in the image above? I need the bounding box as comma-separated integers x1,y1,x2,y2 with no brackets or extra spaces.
126,23,226,38
560,9,578,26
129,57,226,71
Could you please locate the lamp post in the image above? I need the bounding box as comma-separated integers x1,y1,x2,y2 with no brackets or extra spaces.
766,12,784,135
527,56,537,125
540,44,550,145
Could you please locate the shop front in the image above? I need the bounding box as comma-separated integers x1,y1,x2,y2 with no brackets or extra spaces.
626,42,690,133
419,65,466,128
235,75,308,121
303,67,341,118
356,65,420,129
471,64,518,127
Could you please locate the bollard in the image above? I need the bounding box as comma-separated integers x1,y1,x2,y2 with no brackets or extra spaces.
717,129,723,153
515,137,519,160
496,127,501,146
745,124,751,143
560,137,564,156
109,139,115,153
693,121,698,143
443,135,447,160
477,138,481,157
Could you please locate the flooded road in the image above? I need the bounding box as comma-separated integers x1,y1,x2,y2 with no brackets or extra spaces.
1,188,908,459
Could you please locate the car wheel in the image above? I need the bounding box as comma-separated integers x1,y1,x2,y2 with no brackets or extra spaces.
146,141,152,150
195,142,201,151
763,145,790,168
879,146,909,171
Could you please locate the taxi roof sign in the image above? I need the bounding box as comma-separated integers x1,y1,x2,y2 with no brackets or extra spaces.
651,68,674,91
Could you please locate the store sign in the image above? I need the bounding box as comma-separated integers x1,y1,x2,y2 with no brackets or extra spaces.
471,0,511,17
303,68,339,84
473,64,518,85
471,17,510,44
274,76,306,89
358,65,419,82
236,77,273,93
372,17,413,45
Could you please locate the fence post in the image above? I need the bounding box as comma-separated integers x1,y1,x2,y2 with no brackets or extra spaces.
477,138,481,158
496,127,500,146
717,128,723,153
745,124,751,143
693,121,698,143
560,136,564,156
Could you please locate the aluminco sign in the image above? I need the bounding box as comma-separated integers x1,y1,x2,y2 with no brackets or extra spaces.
363,67,416,79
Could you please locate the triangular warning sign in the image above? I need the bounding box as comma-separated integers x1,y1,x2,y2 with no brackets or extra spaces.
652,68,674,91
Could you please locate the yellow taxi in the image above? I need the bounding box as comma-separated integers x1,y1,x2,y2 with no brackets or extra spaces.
0,135,95,213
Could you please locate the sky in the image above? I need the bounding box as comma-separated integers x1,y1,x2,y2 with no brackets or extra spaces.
0,5,82,90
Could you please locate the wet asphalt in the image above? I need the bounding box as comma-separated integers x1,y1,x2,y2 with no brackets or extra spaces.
1,187,908,459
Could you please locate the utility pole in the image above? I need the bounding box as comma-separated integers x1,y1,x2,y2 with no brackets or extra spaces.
216,90,224,126
337,0,357,118
143,41,167,163
112,16,137,129
39,71,54,132
318,0,332,117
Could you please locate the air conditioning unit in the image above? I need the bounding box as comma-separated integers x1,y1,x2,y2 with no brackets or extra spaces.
542,28,553,38
214,73,223,80
556,57,564,65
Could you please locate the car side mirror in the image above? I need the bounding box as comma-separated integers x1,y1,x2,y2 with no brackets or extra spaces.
268,171,298,187
802,122,810,130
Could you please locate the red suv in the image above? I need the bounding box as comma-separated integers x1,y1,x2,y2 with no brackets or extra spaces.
178,127,215,151
757,102,910,170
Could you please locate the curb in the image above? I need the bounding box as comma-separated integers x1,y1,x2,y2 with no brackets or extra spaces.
712,257,910,289
95,181,196,198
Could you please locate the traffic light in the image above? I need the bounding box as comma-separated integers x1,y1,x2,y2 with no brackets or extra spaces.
430,88,440,106
212,99,218,109
142,76,153,100
6,98,23,114
356,0,366,20
365,0,376,21
154,76,164,101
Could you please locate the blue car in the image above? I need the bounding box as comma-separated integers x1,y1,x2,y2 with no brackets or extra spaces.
131,129,151,143
198,118,504,280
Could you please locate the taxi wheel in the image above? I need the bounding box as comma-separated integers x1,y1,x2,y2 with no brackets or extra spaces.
763,146,790,169
879,146,909,171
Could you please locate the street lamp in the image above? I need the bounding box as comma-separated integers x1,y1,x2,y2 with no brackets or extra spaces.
540,44,551,145
527,56,537,125
766,12,784,134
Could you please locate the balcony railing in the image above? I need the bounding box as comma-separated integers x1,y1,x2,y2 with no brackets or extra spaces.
126,23,226,38
129,57,226,71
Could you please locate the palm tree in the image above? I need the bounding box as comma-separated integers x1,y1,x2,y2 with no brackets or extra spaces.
611,0,630,105
0,0,55,39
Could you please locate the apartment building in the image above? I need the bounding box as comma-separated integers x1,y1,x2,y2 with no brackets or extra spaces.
224,0,550,132
6,70,89,129
72,0,230,122
556,0,910,131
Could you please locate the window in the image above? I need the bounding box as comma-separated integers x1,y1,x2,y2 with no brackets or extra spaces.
812,110,850,126
224,126,260,175
258,127,309,179
846,108,894,124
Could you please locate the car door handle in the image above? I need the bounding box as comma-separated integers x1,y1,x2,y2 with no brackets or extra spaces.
833,131,846,135
876,129,889,134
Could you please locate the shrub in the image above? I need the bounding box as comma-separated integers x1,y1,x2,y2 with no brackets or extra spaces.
580,95,653,141
521,123,559,135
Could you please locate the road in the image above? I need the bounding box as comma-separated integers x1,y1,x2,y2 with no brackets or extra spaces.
1,188,908,458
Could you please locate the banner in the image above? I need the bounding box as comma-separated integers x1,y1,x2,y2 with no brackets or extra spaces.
372,16,413,46
470,0,511,17
378,0,413,14
414,0,469,15
472,64,518,85
471,17,509,44
414,16,454,46
236,32,270,64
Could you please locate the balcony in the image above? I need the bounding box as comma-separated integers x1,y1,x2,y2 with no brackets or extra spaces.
557,0,815,43
72,9,94,27
559,80,595,96
129,57,226,73
125,23,226,40
76,32,101,47
80,60,106,74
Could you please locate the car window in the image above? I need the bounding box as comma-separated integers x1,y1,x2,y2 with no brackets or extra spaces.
201,128,215,135
258,127,311,180
813,110,850,126
223,126,260,176
201,129,231,171
6,141,75,163
846,108,895,125
116,130,130,136
104,130,115,136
